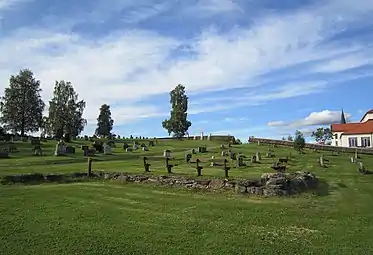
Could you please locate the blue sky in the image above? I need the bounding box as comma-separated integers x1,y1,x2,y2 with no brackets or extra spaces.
0,0,372,141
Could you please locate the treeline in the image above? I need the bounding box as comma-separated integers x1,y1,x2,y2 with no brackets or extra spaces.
0,70,196,141
0,69,114,141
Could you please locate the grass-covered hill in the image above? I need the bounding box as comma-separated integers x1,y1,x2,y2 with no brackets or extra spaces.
1,138,373,254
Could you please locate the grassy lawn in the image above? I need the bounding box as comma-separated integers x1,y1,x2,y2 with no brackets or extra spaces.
1,139,373,254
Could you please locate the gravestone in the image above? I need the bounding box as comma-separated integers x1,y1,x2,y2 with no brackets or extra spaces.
210,156,216,166
358,162,365,173
103,144,112,155
191,148,196,154
198,146,207,153
220,144,225,149
133,144,138,150
256,152,261,161
200,132,204,140
142,146,149,151
251,155,257,164
54,140,66,156
237,155,245,167
319,155,325,167
33,145,43,156
163,150,171,158
86,149,95,157
266,151,272,158
148,141,154,147
123,143,129,150
229,151,236,160
208,133,212,141
351,156,356,163
257,141,260,146
193,136,197,140
126,147,133,152
81,145,89,156
185,153,192,163
65,146,75,154
221,151,228,157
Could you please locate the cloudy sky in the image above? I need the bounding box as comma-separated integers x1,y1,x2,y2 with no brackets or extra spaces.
0,0,372,140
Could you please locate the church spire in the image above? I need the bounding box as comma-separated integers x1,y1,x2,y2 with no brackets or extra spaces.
340,109,347,124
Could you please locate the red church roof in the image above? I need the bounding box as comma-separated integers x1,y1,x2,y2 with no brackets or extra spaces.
343,120,373,135
331,120,373,135
331,123,361,132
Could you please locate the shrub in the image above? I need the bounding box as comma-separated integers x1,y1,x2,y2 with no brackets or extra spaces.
293,130,305,153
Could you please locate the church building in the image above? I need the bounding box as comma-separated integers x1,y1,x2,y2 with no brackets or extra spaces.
331,109,373,148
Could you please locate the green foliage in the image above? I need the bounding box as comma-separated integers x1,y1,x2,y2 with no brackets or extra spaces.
47,81,87,141
311,127,332,143
95,104,114,138
162,84,192,138
0,69,45,136
293,130,305,153
287,135,293,141
0,126,5,136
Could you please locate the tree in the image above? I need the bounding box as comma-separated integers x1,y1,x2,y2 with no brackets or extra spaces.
293,130,305,153
95,104,114,138
47,80,87,141
0,126,5,137
311,127,332,144
162,84,192,138
0,69,45,136
287,135,293,141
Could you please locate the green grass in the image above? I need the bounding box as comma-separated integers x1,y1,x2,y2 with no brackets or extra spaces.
1,139,373,254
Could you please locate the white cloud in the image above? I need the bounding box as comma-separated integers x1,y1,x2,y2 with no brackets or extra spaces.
224,117,249,122
189,81,328,114
267,110,353,129
268,121,286,127
121,2,172,23
313,52,373,73
0,0,372,128
190,0,243,17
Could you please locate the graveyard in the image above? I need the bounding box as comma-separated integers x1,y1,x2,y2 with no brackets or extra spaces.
1,137,373,254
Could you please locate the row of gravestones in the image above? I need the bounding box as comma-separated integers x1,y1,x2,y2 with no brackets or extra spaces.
80,143,111,156
123,141,155,152
77,140,157,156
54,140,77,156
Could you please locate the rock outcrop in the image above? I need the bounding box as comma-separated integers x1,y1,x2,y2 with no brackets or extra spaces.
1,171,318,196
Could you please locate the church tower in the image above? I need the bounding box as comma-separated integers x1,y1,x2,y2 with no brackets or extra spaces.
340,109,346,124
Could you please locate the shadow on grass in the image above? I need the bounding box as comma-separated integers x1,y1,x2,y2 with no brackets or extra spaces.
336,182,348,188
313,179,349,196
313,179,330,196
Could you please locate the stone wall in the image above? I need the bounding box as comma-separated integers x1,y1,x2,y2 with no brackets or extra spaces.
248,137,373,155
1,171,319,196
155,135,235,142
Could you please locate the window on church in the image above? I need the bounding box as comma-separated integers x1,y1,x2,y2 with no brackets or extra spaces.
361,137,371,147
348,137,358,147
